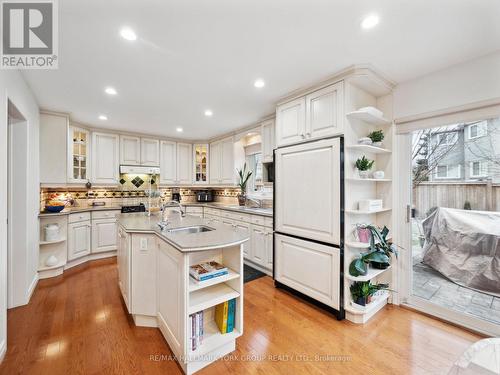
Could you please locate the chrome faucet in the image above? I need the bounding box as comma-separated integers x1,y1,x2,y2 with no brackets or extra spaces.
161,200,185,222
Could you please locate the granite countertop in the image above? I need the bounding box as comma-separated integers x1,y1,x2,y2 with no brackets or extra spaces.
183,202,273,217
38,205,122,217
118,213,249,252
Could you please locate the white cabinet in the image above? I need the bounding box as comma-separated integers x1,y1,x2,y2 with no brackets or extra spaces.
210,136,234,184
157,239,185,355
68,126,90,183
193,144,209,184
275,233,339,309
276,97,306,147
276,82,344,147
40,112,68,184
305,82,344,140
117,226,131,312
141,138,160,166
92,132,119,184
250,225,266,265
91,218,117,253
131,234,157,316
209,141,222,184
176,142,192,185
261,119,275,163
120,135,141,165
68,219,91,261
234,221,251,258
265,228,273,270
275,138,341,245
160,140,177,184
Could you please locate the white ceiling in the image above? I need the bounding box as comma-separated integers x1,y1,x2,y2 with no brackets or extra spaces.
22,0,500,140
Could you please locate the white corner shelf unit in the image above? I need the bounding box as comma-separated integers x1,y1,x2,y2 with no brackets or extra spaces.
39,237,67,245
38,215,68,279
343,73,395,324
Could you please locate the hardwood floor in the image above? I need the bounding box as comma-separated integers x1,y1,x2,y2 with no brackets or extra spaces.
0,258,482,375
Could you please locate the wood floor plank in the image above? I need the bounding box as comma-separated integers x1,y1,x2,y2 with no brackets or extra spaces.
0,258,482,375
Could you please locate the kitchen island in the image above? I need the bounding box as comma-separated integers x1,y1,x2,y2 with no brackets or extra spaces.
117,213,249,375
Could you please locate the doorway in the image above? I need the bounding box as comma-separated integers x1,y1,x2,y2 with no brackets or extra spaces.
7,100,30,308
399,117,500,336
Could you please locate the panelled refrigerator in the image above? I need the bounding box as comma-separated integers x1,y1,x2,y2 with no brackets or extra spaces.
273,136,344,319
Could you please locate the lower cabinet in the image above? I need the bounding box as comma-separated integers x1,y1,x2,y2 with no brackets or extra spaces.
117,226,131,312
274,233,339,309
131,234,157,316
68,220,91,261
157,239,185,355
250,225,266,265
234,221,252,258
91,218,117,253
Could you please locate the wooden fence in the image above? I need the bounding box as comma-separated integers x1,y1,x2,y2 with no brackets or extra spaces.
412,181,499,218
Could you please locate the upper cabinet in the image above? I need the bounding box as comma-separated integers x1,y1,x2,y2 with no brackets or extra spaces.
193,144,209,184
261,119,275,163
120,135,141,165
159,141,192,185
176,142,192,185
160,140,176,184
276,81,344,147
210,136,234,185
40,112,68,184
68,126,90,183
140,138,160,166
92,132,119,184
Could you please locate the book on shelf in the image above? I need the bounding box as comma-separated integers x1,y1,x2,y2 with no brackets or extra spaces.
189,311,204,351
189,261,228,282
215,298,236,334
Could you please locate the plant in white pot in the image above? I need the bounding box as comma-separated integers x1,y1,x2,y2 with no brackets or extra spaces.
368,130,384,147
355,156,374,178
236,163,253,206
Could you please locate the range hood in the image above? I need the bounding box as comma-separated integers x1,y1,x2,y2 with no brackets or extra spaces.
120,165,160,175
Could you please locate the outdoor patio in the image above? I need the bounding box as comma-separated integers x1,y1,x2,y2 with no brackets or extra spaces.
412,219,500,324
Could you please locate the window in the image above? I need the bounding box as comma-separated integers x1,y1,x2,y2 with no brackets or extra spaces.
435,164,461,179
467,121,487,139
469,161,487,178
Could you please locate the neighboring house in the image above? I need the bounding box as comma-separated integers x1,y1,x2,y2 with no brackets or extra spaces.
428,118,500,183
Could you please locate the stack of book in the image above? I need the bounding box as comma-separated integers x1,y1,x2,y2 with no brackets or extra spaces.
215,298,236,334
189,311,204,351
189,261,228,282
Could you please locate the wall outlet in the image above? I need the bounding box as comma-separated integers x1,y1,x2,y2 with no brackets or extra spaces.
140,238,148,250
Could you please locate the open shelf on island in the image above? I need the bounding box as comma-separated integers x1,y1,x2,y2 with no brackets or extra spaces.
346,145,391,154
345,290,390,315
345,208,392,215
39,238,67,246
346,110,391,125
189,320,241,357
346,177,392,182
346,266,392,282
189,283,240,314
38,260,66,272
189,268,240,292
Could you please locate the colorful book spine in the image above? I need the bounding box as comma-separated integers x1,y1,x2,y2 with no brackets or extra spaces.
215,301,229,333
189,311,205,351
197,270,228,282
226,299,236,333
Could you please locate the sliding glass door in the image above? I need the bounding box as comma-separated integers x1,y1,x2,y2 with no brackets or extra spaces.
400,116,500,336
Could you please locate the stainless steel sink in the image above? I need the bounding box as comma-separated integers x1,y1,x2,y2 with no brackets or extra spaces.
167,225,214,234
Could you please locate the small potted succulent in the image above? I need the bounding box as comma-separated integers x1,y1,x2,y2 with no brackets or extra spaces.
368,130,384,147
236,163,252,206
355,156,374,178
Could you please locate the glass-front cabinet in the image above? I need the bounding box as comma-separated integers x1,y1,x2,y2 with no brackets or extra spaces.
193,143,208,183
68,126,90,183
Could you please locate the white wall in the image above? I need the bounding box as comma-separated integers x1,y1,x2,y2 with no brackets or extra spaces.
394,50,500,120
0,70,39,360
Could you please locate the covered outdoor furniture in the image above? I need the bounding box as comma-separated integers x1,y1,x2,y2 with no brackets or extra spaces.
422,207,500,296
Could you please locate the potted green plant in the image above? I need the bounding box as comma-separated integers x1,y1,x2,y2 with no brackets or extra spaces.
355,156,374,178
368,130,384,147
367,225,398,269
349,251,390,277
236,163,252,206
350,281,389,306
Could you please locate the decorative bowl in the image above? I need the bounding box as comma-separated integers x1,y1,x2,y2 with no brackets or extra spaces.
45,205,65,213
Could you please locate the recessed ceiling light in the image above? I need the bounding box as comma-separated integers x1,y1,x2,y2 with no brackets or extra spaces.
254,79,265,88
98,115,108,121
120,27,137,41
176,127,183,132
361,14,379,29
104,87,117,95
204,110,213,117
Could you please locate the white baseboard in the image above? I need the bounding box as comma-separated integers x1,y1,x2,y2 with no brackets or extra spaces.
0,339,6,363
26,273,39,303
64,251,116,271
